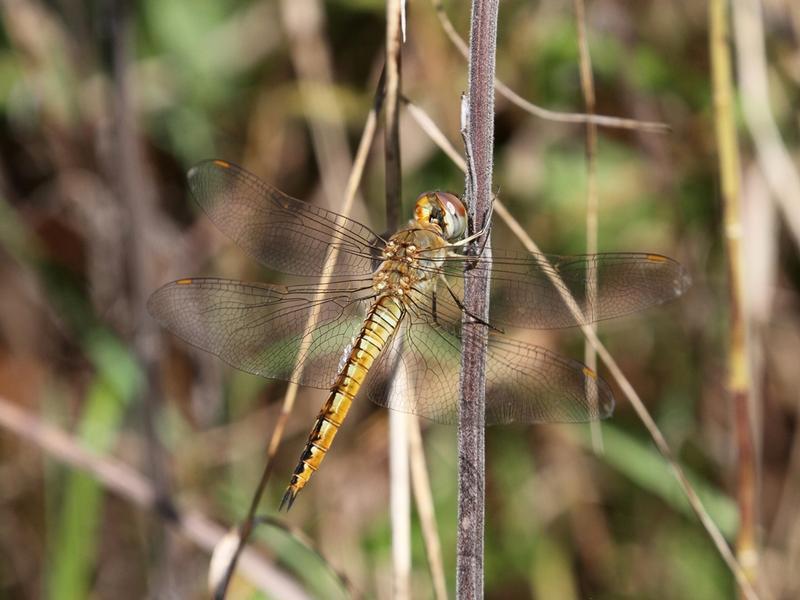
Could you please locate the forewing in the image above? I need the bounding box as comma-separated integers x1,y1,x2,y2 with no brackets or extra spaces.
432,250,690,330
147,278,373,389
188,160,384,277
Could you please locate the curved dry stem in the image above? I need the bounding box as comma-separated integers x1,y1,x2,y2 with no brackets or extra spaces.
430,0,670,134
403,97,761,600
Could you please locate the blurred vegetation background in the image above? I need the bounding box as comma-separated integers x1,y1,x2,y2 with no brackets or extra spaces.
0,0,798,598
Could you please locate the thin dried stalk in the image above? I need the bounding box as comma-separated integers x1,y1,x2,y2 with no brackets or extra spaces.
385,1,411,598
710,0,758,591
573,0,603,454
408,418,448,600
430,0,669,133
403,97,761,600
385,0,403,231
457,0,499,595
390,407,411,600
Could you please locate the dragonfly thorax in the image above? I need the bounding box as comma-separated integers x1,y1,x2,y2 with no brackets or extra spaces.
373,229,449,298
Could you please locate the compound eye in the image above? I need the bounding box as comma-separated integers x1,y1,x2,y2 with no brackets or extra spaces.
414,191,467,240
433,191,467,240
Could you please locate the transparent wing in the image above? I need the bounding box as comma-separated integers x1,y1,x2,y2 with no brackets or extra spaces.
421,249,690,330
147,277,375,389
188,160,385,277
364,297,614,425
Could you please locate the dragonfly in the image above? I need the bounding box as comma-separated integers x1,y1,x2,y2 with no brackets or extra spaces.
148,159,690,510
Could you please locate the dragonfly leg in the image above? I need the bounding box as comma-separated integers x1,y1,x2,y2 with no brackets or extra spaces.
437,275,504,334
448,195,494,251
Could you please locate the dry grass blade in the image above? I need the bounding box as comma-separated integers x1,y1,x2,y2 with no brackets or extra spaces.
429,0,669,133
0,396,310,600
385,0,403,231
385,1,411,597
573,0,603,454
408,417,448,600
710,0,759,590
389,404,411,600
403,97,761,600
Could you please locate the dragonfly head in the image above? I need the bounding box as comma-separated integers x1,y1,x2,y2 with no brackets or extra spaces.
413,191,467,241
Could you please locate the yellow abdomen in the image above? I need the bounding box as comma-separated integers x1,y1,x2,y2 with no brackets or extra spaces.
280,294,405,509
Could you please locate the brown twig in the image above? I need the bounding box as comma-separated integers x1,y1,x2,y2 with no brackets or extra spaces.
385,0,403,233
457,0,498,595
429,0,670,134
710,0,759,592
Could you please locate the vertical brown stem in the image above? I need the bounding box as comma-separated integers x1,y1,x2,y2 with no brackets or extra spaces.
710,0,758,591
385,0,403,232
108,0,175,591
457,0,498,596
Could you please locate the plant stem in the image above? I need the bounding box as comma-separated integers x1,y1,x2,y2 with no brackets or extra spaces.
385,2,410,598
573,0,604,454
457,0,498,596
385,0,403,232
710,0,758,590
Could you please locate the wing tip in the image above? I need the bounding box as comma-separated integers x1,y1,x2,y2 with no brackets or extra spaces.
187,158,236,184
146,282,172,322
593,371,616,420
646,253,691,299
675,264,692,297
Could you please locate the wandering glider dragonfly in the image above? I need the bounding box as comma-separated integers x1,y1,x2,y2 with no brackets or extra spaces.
148,159,690,509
